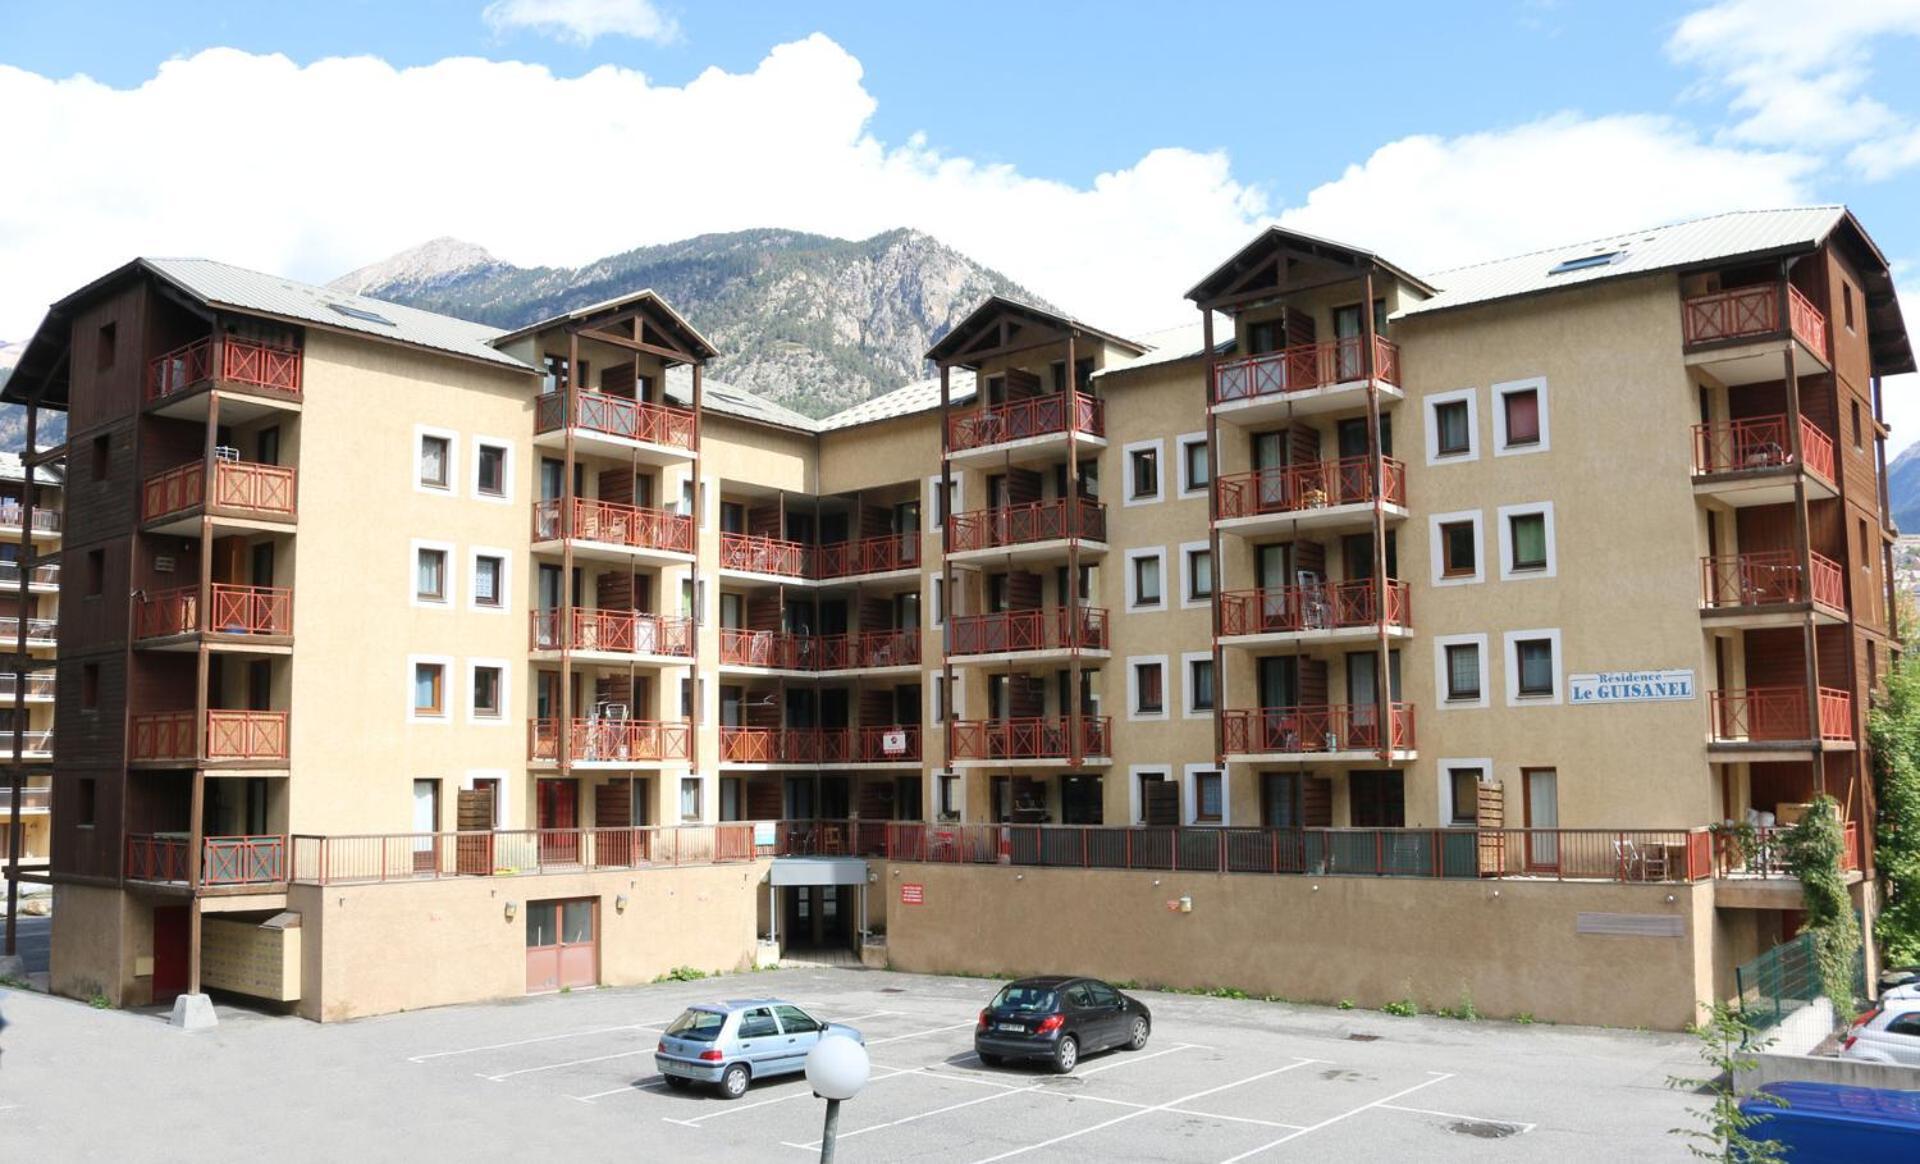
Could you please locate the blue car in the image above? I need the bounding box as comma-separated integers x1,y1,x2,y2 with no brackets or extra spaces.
1740,1081,1920,1158
655,999,863,1100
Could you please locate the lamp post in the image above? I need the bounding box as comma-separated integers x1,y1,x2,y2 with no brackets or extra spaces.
804,1031,870,1163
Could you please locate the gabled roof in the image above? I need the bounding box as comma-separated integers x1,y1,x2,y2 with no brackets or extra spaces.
491,288,720,363
925,295,1146,367
817,370,979,433
1185,225,1435,306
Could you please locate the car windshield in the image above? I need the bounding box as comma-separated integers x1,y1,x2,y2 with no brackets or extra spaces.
665,1009,728,1042
991,984,1059,1013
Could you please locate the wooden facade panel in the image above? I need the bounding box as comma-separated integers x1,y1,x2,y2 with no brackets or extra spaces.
53,650,129,770
1824,248,1874,397
59,540,132,654
128,651,196,716
65,283,151,435
1734,506,1794,557
62,419,139,554
55,765,137,882
1815,624,1850,684
1741,627,1804,688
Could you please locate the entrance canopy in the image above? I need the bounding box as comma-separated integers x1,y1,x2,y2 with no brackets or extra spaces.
769,856,868,887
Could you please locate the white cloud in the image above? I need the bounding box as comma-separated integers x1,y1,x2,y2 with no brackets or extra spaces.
482,0,679,46
1880,279,1920,456
1669,0,1920,171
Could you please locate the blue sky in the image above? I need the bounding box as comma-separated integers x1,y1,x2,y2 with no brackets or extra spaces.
2,0,1918,441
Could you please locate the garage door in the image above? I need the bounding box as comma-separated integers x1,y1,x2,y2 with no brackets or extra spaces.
525,898,597,993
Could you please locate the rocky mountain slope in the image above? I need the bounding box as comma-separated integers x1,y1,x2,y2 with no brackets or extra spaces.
332,228,1051,418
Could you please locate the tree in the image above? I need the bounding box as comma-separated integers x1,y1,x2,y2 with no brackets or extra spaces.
1871,656,1920,966
1667,1001,1787,1163
1782,794,1862,1021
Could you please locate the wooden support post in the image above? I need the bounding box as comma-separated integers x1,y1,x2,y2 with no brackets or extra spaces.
1202,309,1225,772
1363,273,1392,761
560,331,579,776
2,396,36,955
939,365,957,818
1065,333,1082,769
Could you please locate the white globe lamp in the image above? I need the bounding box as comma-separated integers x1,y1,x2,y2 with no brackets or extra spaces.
805,1032,870,1162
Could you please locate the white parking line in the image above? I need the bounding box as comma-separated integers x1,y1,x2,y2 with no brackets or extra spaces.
1218,1072,1455,1162
480,1048,653,1082
572,1080,673,1101
1377,1103,1537,1134
966,1058,1319,1164
408,1022,665,1062
862,1019,978,1046
658,1047,986,1125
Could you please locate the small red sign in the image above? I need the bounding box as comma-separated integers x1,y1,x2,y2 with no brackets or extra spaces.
900,883,925,905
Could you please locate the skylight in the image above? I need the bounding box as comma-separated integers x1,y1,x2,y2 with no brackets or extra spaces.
1548,251,1624,276
328,302,397,326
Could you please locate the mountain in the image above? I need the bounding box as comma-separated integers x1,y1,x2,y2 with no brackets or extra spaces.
1890,442,1920,533
332,228,1052,418
0,339,65,452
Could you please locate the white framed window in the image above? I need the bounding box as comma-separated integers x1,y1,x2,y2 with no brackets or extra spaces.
1186,762,1227,826
1178,540,1212,609
679,774,706,823
414,424,458,494
468,659,509,725
1424,388,1479,465
463,769,509,828
929,671,963,723
1128,764,1171,824
1492,376,1549,456
1126,654,1170,722
1438,759,1493,827
411,539,456,607
937,769,963,822
926,473,963,530
1176,432,1210,500
1181,650,1215,719
1504,628,1564,706
1428,510,1484,587
1433,633,1490,710
407,654,453,723
1123,438,1164,506
1496,502,1557,581
471,436,513,503
1126,547,1166,611
929,574,948,628
469,547,510,612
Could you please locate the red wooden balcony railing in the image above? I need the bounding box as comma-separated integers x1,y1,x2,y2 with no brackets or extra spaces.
0,504,60,533
528,718,692,763
845,628,920,669
1714,821,1862,878
135,583,293,639
142,459,297,522
815,532,921,578
1219,580,1410,636
948,606,1110,656
719,532,811,578
718,727,856,764
1699,551,1845,611
534,390,697,451
1222,703,1417,754
1710,687,1853,742
1212,336,1401,404
125,833,287,885
948,497,1107,553
130,710,290,762
148,336,303,402
1690,414,1834,483
718,628,920,670
947,391,1104,452
947,716,1112,761
533,496,694,554
856,724,921,763
530,608,693,657
1681,283,1829,360
0,617,58,644
1215,456,1406,520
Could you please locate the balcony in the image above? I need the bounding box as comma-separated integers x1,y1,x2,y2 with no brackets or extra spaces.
533,390,696,462
0,503,60,540
1708,687,1853,752
533,497,694,564
1211,336,1402,422
125,833,288,888
1219,581,1411,645
947,717,1112,766
1222,703,1417,761
814,532,922,581
1214,456,1407,536
8,729,52,759
1690,415,1836,506
0,671,56,701
945,391,1105,466
717,532,812,581
1681,284,1830,384
718,727,856,767
142,459,297,533
528,718,691,766
0,617,58,649
0,562,60,592
147,336,303,417
948,606,1110,661
3,783,51,812
530,608,693,662
1700,551,1846,624
135,584,293,648
947,498,1107,563
290,823,765,884
130,710,290,766
717,628,920,674
855,724,921,765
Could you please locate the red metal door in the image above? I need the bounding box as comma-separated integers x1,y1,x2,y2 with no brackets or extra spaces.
152,905,190,1003
524,898,597,993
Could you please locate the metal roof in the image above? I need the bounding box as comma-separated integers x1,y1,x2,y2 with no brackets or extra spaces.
141,258,532,372
661,366,821,432
1185,224,1437,305
0,451,63,486
924,295,1147,366
1397,206,1851,319
490,287,721,362
817,371,978,433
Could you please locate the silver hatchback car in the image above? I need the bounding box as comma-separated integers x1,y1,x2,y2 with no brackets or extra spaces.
655,998,864,1099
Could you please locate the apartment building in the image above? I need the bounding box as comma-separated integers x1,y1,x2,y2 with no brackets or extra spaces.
0,452,62,875
3,205,1908,1027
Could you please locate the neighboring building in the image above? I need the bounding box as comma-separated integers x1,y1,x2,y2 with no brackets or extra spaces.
0,451,61,871
2,205,1909,1028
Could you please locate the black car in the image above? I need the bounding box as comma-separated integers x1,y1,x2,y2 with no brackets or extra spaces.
974,976,1151,1073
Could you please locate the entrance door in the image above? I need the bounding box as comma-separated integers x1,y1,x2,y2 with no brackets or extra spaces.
537,778,579,864
1252,431,1286,510
1349,771,1405,827
152,905,190,1004
1524,768,1560,870
412,778,439,872
525,898,597,993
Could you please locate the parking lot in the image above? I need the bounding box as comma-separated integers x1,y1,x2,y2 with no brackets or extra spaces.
2,966,1702,1160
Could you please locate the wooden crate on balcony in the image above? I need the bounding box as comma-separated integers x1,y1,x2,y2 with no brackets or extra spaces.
1477,781,1506,877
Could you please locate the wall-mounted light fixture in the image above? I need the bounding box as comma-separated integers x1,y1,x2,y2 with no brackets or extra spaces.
504,900,518,922
615,894,629,914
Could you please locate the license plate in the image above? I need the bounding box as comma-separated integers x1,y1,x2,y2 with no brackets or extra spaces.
659,1060,696,1077
997,1022,1026,1033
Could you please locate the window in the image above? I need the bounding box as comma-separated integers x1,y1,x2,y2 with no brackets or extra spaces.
1193,770,1224,824
1129,656,1168,720
1430,510,1483,586
1441,521,1475,577
1493,378,1549,455
1852,400,1863,451
1181,542,1213,607
1125,440,1162,504
1445,644,1481,701
1426,389,1476,463
419,433,451,489
1127,548,1165,610
680,777,703,822
92,434,111,481
1501,629,1564,705
472,665,503,719
476,442,508,498
82,663,100,710
1517,640,1553,695
1443,764,1488,827
1178,433,1210,498
931,575,946,626
416,547,448,602
86,548,104,596
96,322,116,371
1496,503,1556,581
1132,768,1170,824
1509,513,1547,571
1860,517,1871,564
413,662,446,717
78,777,96,827
1844,282,1856,332
938,771,961,820
1184,652,1215,717
472,553,504,609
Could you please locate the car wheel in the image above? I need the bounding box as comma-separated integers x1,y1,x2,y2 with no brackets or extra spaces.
1126,1017,1150,1051
719,1063,751,1100
1052,1035,1079,1074
664,1075,692,1091
978,1052,1003,1067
